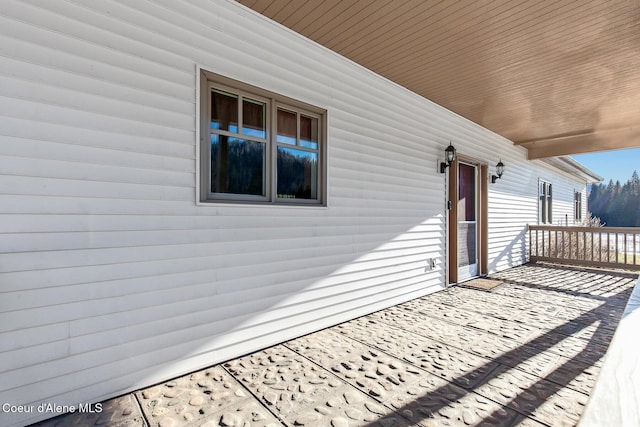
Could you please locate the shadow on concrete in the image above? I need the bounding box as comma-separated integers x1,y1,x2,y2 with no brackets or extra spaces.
494,263,637,301
358,266,634,426
29,265,635,427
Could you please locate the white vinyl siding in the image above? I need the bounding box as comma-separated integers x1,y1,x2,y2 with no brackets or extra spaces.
536,173,587,227
0,1,589,426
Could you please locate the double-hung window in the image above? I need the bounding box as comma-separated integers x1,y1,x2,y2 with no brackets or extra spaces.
574,191,582,221
199,70,326,205
539,180,553,224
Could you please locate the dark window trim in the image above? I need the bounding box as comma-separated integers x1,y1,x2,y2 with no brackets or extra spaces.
198,69,327,206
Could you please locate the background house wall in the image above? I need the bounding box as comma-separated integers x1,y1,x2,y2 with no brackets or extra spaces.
0,1,589,425
551,177,586,226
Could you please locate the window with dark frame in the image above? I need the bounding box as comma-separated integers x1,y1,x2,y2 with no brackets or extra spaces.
539,180,553,224
210,89,267,198
276,107,320,200
200,71,326,205
574,191,582,221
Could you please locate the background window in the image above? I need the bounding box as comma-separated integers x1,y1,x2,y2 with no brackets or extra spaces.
575,191,582,221
539,181,553,224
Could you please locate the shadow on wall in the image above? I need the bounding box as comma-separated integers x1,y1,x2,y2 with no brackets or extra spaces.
488,228,528,272
1,209,447,426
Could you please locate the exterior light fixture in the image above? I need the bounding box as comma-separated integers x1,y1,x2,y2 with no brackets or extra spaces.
440,143,457,173
491,160,505,183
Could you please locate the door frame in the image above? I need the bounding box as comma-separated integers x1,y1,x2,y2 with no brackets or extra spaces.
447,154,488,284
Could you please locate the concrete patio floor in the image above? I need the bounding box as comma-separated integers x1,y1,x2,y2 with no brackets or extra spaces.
32,263,638,427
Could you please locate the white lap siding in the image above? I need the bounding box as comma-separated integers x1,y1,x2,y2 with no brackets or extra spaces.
0,1,588,425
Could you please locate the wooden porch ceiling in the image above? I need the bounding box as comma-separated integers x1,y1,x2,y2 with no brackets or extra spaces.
237,0,640,159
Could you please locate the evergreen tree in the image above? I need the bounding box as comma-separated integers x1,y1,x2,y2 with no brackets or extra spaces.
588,171,640,227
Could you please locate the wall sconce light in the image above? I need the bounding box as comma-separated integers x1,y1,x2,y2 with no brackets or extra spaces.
439,143,457,173
491,159,505,183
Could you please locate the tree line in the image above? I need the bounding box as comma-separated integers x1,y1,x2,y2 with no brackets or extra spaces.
588,170,640,227
211,137,317,198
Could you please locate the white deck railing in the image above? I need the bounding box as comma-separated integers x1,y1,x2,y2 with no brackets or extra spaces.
529,225,640,271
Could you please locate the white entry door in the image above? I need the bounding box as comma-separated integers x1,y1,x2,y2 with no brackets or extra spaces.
457,162,478,281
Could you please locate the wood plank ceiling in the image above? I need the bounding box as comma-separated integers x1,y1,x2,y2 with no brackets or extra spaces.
236,0,640,159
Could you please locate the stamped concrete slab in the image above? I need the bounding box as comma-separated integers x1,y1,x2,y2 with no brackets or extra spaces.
386,384,540,427
186,400,281,427
399,300,476,325
472,365,589,426
490,284,601,311
464,313,543,343
527,385,589,427
286,329,430,403
489,265,635,300
367,309,480,352
494,343,565,379
135,366,280,427
335,317,499,390
475,366,554,414
526,331,609,366
27,264,638,427
430,286,525,311
511,304,564,327
224,344,402,426
545,360,601,396
491,284,576,306
548,320,616,345
554,306,618,328
372,305,530,363
412,287,562,326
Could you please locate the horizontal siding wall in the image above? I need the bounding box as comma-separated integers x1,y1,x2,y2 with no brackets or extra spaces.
486,157,590,272
547,173,583,226
0,1,588,425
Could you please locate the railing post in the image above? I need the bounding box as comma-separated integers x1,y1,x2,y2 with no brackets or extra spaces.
569,230,572,259
624,233,628,265
599,232,602,262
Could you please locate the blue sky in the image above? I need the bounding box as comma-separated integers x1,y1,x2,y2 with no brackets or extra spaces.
571,148,640,184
